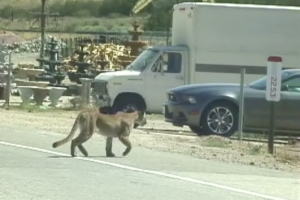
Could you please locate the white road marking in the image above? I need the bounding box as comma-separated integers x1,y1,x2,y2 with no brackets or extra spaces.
0,141,286,200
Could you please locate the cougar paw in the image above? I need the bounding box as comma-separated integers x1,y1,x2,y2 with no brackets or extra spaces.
106,152,115,157
71,153,77,157
83,152,88,157
78,147,88,157
122,149,131,156
71,151,77,157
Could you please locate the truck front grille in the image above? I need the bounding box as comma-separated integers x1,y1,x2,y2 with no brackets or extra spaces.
93,81,107,94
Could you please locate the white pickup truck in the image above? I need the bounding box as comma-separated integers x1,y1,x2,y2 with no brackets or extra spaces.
92,2,300,114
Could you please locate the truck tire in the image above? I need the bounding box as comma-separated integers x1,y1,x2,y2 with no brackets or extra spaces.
112,97,144,128
201,101,238,137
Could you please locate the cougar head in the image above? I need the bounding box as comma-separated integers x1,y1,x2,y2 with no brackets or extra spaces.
134,110,147,127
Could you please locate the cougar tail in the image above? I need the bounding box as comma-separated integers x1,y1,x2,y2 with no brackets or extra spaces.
52,114,82,148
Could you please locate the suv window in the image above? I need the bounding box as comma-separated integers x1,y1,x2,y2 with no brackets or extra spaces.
248,70,298,90
282,76,300,92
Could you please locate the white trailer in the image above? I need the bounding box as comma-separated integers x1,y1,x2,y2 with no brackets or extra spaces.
92,2,300,114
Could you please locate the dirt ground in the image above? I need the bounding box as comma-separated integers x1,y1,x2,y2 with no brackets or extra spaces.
0,98,299,173
0,31,26,45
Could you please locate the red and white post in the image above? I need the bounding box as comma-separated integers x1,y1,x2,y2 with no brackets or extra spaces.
266,56,282,154
266,56,282,102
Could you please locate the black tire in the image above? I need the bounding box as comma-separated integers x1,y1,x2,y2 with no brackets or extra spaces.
189,125,208,136
112,97,144,129
112,98,143,113
201,101,238,137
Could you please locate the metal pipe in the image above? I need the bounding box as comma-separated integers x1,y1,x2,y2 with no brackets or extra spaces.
40,0,46,67
80,78,93,108
238,68,245,140
5,53,12,110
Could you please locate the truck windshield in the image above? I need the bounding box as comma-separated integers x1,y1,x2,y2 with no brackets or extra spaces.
126,49,160,72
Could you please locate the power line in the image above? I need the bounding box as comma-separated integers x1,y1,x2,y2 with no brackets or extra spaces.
29,0,59,67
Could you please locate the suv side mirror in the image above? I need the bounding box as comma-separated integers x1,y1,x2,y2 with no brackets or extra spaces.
281,85,289,91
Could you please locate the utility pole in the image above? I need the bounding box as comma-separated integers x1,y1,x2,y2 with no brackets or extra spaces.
40,0,46,64
30,0,59,67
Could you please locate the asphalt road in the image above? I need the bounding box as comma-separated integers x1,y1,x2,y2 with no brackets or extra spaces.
0,124,299,200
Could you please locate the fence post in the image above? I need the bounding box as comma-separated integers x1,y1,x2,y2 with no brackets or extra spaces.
70,38,73,57
0,46,5,103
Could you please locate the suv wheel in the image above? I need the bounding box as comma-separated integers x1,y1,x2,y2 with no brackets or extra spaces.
201,102,237,137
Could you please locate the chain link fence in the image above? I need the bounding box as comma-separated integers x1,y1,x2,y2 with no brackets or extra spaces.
12,30,171,58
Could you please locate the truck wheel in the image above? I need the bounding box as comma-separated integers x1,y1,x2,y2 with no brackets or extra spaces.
112,98,144,128
113,100,141,113
201,102,238,137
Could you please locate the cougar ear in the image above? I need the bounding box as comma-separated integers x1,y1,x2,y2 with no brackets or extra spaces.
139,109,146,117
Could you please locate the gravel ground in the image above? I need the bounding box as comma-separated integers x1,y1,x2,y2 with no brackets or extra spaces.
0,96,299,173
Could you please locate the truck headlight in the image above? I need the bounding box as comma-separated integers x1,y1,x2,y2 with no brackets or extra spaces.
182,95,197,104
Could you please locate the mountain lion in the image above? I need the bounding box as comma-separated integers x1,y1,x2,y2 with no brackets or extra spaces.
52,108,147,157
